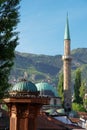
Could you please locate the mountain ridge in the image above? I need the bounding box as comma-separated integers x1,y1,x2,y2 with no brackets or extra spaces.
10,48,87,87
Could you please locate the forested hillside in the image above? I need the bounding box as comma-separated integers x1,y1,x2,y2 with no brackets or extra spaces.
10,48,87,87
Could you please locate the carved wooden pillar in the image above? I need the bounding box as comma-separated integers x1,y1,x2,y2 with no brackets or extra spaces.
7,103,41,130
17,104,29,130
9,104,17,130
28,105,41,130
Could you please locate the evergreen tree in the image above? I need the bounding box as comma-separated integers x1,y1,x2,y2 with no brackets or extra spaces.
58,72,64,104
74,68,82,103
80,81,87,110
0,0,20,97
80,81,86,100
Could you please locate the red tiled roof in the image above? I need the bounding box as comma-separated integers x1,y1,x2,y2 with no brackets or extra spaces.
69,117,80,123
37,113,82,130
65,124,82,129
78,112,87,116
37,113,67,130
78,112,87,120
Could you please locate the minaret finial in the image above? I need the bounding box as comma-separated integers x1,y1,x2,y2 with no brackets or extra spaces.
64,13,70,40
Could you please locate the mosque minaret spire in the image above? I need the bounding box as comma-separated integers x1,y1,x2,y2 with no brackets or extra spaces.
62,14,72,112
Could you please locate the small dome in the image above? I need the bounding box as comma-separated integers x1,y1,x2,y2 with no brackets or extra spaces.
36,82,58,97
10,81,37,92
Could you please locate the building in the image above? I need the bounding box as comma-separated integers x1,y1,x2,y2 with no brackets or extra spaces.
62,14,72,112
3,80,50,130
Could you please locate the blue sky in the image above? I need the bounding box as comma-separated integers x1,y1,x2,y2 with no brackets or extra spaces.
16,0,87,55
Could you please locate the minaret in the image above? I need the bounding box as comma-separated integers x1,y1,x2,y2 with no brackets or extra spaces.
62,14,72,112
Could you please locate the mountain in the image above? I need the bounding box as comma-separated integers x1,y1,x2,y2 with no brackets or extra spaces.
10,48,87,87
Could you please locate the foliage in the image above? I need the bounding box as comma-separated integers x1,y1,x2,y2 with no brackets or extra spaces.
1,104,8,111
74,68,82,103
72,103,86,112
80,80,86,100
58,72,64,103
84,99,87,111
0,0,20,97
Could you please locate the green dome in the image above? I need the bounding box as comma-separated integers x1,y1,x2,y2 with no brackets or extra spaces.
10,81,37,92
36,82,58,97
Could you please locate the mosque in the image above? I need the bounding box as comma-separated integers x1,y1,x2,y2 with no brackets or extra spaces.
2,15,80,130
36,14,72,114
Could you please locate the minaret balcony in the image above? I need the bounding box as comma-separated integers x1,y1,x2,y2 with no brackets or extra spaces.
62,55,72,60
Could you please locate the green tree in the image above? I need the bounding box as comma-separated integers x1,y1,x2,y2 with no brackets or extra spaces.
84,99,87,111
74,68,82,103
0,0,20,97
80,81,86,100
58,72,64,104
72,103,85,112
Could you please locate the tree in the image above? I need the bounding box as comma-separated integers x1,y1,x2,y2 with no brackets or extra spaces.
80,82,87,111
72,103,85,112
84,99,87,111
0,0,20,97
74,68,82,103
80,80,86,100
58,72,64,104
